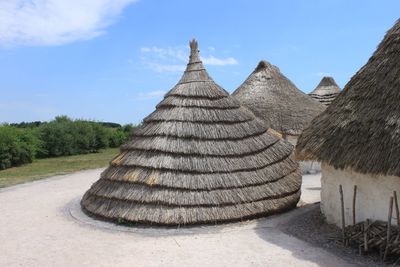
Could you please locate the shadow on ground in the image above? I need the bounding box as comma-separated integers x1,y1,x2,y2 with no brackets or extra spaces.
255,204,387,267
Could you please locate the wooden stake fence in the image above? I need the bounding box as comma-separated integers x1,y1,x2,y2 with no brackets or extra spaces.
337,186,400,263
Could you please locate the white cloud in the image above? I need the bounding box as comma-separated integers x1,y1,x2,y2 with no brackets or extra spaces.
201,55,238,66
137,90,166,100
147,63,185,73
0,0,137,46
140,46,187,62
140,45,238,73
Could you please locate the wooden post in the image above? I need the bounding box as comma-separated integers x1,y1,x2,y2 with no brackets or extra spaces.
339,185,346,244
383,196,393,261
352,185,357,225
394,191,399,226
364,219,369,252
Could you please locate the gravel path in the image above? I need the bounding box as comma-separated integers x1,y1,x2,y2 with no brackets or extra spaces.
0,169,357,266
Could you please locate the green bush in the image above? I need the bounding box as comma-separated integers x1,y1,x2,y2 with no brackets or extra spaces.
92,123,110,150
37,116,75,157
0,125,41,169
107,125,136,147
0,116,136,169
37,116,107,157
73,120,97,154
36,116,135,158
108,128,126,147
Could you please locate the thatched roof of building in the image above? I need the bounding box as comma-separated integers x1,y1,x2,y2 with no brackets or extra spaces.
309,76,341,106
81,40,301,226
296,19,400,177
232,61,325,136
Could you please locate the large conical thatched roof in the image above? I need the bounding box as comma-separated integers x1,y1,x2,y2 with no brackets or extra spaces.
296,19,400,177
309,76,341,106
232,61,325,136
81,40,301,225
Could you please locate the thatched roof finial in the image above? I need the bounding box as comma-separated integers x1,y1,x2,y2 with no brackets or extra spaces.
189,38,200,62
190,39,198,53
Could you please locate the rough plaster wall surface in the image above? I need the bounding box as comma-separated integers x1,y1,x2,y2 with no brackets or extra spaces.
300,161,321,174
321,163,399,227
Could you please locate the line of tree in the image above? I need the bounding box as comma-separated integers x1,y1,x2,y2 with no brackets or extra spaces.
0,116,136,170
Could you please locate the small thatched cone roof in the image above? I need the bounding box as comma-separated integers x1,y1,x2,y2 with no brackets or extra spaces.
309,77,341,106
296,19,400,176
232,61,325,136
81,40,301,225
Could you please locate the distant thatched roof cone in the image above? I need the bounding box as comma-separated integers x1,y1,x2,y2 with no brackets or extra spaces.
232,60,325,136
81,40,301,225
309,77,341,106
296,19,400,176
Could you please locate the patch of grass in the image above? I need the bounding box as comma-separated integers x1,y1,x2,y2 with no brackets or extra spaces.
0,148,119,188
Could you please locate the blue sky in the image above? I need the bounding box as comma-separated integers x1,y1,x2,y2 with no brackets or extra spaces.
0,0,399,124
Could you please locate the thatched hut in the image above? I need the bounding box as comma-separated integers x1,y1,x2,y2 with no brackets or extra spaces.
81,40,301,226
232,60,325,145
309,76,341,106
296,20,400,226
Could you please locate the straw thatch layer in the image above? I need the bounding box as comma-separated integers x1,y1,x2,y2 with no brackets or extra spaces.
100,156,297,190
232,60,325,136
158,95,240,109
81,40,301,225
82,191,300,225
133,119,267,139
309,77,341,106
296,19,400,177
144,106,254,123
121,132,279,156
84,171,300,206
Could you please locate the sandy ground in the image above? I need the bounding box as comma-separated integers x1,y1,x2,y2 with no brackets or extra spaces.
0,169,356,267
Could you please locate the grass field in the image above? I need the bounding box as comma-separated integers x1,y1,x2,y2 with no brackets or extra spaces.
0,148,119,188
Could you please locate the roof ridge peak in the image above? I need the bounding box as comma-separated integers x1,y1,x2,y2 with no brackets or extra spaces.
317,76,339,87
254,60,280,73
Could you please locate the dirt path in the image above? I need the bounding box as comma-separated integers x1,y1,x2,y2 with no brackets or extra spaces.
0,169,355,267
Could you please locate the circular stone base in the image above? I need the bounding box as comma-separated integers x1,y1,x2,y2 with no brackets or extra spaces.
65,197,278,236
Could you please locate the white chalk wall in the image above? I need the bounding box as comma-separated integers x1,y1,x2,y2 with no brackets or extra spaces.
300,161,321,174
321,163,399,227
